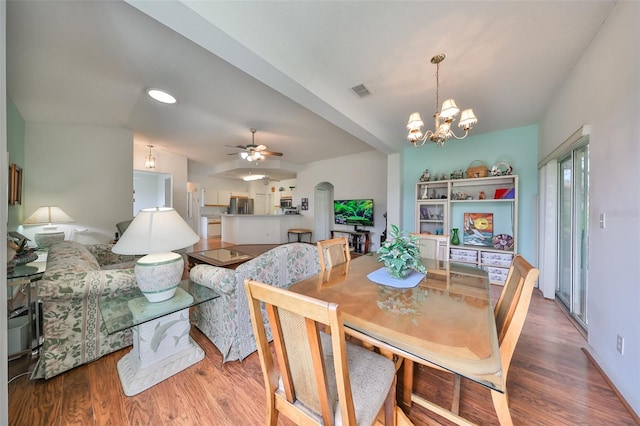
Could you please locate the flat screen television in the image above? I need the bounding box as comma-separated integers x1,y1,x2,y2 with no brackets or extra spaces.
333,199,374,227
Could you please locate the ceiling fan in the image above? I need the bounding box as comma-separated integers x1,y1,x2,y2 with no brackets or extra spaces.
226,128,283,162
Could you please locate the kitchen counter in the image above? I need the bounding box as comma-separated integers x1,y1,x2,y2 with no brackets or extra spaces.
221,214,304,244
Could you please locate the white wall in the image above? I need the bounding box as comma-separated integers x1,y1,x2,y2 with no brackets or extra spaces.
187,173,250,196
539,1,639,414
386,153,401,233
21,123,133,244
295,150,387,251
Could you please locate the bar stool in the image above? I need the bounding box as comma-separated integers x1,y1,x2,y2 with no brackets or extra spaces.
287,228,312,243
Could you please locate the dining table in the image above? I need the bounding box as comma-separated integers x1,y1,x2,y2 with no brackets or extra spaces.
289,254,503,425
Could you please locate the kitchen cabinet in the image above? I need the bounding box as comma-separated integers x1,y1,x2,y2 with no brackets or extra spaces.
202,189,231,206
217,190,231,206
208,222,221,237
202,188,215,206
230,191,249,198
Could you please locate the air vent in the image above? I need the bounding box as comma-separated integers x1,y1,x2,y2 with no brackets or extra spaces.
351,84,370,98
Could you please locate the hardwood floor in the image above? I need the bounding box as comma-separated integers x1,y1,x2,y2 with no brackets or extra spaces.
8,238,637,425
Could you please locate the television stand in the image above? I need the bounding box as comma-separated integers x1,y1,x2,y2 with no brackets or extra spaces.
331,229,370,255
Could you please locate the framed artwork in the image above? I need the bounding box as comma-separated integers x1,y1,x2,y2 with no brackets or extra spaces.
463,213,493,247
9,163,22,205
301,197,309,211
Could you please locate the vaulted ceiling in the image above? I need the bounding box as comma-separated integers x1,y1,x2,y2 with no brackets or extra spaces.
6,0,616,180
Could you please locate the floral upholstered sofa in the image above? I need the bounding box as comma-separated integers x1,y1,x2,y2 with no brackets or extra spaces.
33,240,139,379
189,243,320,362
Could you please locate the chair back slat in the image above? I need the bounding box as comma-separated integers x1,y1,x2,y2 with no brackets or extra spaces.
317,237,351,276
276,308,327,415
411,233,450,261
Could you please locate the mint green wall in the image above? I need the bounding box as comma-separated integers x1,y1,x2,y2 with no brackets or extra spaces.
401,125,538,264
7,97,25,230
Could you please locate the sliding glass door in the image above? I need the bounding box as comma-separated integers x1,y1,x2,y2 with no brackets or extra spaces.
557,144,589,329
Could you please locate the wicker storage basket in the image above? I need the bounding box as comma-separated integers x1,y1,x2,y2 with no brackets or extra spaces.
466,160,489,178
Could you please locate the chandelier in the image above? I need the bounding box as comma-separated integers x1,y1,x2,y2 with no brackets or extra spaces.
406,53,478,147
144,145,156,169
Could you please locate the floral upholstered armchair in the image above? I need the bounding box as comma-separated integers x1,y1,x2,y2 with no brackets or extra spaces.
33,240,139,379
189,243,320,362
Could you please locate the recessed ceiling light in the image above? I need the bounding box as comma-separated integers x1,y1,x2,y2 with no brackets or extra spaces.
243,174,266,181
146,88,177,104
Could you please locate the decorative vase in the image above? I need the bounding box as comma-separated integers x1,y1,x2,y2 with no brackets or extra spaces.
451,228,460,245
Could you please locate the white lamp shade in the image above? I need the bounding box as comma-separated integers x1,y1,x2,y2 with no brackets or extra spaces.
24,206,74,224
112,207,199,255
438,121,452,134
406,112,424,131
407,129,423,142
458,109,478,129
439,99,460,120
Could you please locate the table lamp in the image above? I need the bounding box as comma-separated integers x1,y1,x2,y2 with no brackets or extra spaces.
24,206,74,247
112,207,199,302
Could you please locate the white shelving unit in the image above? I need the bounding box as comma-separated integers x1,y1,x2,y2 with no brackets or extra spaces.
416,175,518,285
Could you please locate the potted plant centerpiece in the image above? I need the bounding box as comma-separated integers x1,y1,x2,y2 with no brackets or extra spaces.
377,225,427,279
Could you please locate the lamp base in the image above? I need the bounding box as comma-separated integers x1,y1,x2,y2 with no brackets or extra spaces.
117,305,204,396
134,252,184,303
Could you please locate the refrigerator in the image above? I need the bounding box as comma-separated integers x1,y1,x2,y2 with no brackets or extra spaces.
228,197,254,215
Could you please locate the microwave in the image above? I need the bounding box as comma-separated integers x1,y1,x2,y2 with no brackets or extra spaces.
280,198,293,208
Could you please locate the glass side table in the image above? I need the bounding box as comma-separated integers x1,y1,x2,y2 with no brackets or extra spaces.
99,279,219,396
7,253,47,359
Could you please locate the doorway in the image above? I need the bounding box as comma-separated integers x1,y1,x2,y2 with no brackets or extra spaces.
133,170,173,216
557,142,589,330
314,182,334,241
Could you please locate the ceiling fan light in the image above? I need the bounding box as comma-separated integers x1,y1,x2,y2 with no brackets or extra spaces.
240,152,249,159
458,109,478,130
439,99,460,120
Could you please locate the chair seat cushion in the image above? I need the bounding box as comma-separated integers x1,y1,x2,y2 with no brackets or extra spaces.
325,335,396,425
278,333,395,425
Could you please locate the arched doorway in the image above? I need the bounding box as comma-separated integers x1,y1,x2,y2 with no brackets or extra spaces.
314,182,334,241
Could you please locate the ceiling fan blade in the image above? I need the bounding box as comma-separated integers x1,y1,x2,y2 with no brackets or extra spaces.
253,144,268,151
225,144,248,150
262,151,283,157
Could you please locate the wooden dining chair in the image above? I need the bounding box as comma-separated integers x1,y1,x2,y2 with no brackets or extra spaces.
403,254,539,425
410,233,450,261
317,237,352,274
244,279,397,425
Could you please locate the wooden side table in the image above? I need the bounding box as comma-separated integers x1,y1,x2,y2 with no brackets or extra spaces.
330,229,370,254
